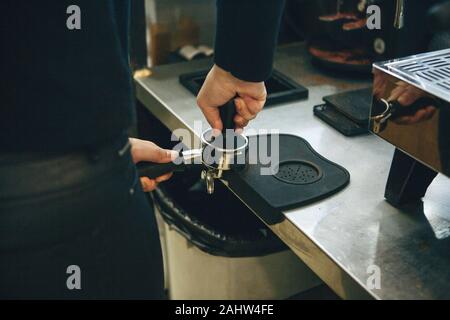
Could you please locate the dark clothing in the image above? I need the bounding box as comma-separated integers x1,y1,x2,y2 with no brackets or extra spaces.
215,0,285,82
1,0,284,152
0,135,165,299
0,1,283,298
1,0,134,153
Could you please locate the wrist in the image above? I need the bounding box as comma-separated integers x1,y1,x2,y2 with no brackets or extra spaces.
213,64,264,92
212,64,237,90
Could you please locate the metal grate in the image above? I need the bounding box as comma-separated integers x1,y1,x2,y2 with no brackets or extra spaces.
384,49,450,99
274,161,322,185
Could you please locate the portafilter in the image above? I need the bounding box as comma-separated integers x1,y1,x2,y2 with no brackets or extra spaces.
137,100,249,194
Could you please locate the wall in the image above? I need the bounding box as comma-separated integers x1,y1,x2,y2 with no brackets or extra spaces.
145,0,216,66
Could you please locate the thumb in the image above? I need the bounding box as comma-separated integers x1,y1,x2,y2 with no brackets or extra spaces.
202,106,223,131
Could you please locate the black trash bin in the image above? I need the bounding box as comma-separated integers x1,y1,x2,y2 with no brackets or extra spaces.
152,167,320,299
153,166,286,257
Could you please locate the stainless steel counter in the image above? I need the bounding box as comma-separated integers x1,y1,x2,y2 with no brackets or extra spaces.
135,43,450,300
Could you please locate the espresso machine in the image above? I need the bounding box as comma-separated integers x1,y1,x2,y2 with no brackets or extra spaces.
365,0,450,207
370,48,450,207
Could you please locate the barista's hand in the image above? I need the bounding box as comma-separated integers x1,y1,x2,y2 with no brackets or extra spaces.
197,64,267,131
129,138,178,192
389,83,437,125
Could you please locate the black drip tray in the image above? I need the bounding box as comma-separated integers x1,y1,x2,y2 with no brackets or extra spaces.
236,134,350,210
179,69,308,107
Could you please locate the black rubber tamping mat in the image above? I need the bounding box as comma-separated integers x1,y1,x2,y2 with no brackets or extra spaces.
237,134,350,210
323,87,372,126
314,104,367,137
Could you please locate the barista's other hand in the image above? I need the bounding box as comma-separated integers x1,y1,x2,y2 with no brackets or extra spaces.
389,83,437,125
197,64,267,131
129,138,178,192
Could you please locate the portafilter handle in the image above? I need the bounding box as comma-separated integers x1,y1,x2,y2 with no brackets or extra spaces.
219,99,237,136
137,149,202,179
137,155,185,179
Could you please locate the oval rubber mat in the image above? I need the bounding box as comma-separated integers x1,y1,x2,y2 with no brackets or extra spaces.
236,134,350,210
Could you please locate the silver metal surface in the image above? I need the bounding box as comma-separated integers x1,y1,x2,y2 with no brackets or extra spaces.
181,148,202,164
371,51,450,177
394,0,405,29
202,169,215,195
135,43,450,299
180,129,249,193
200,128,249,193
374,48,450,102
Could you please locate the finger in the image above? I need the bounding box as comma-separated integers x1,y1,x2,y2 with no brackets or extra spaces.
203,107,223,131
140,177,157,192
388,86,405,102
424,106,437,119
155,172,173,183
197,97,223,131
409,109,431,124
395,108,431,125
147,145,178,164
422,110,435,121
234,114,249,129
211,128,222,137
394,116,414,125
235,98,256,122
395,80,408,87
397,88,423,106
242,95,265,115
